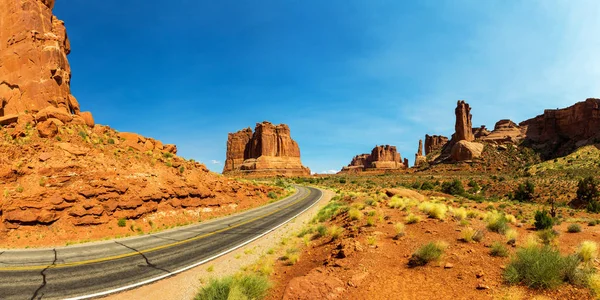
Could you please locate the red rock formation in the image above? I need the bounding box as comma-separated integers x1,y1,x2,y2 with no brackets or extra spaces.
223,121,310,176
481,119,524,144
424,134,448,155
340,145,405,172
0,0,93,124
520,98,600,143
455,100,474,142
414,140,426,167
472,126,490,139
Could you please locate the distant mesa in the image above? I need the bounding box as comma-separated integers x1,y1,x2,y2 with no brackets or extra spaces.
340,145,407,173
424,134,448,156
223,121,311,176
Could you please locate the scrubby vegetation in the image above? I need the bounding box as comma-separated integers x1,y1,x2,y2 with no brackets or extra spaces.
194,274,270,300
408,241,447,267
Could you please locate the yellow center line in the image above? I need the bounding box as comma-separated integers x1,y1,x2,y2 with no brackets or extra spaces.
0,189,313,271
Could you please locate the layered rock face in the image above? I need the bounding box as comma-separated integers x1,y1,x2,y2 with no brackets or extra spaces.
0,0,92,122
340,145,405,172
455,100,474,142
424,134,448,155
481,119,524,144
472,126,490,139
223,121,310,176
519,98,600,158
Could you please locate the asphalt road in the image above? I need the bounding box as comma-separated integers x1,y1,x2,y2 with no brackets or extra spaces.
0,185,323,300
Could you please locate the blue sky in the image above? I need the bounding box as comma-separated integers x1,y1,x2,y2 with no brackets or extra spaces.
54,0,600,174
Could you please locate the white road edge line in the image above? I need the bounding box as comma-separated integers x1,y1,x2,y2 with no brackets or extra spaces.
65,186,324,300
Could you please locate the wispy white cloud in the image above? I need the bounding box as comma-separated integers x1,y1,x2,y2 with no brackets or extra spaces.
210,160,221,165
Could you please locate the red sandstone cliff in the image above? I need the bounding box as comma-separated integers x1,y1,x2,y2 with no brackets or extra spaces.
223,121,310,176
520,98,600,158
0,1,278,246
424,134,448,155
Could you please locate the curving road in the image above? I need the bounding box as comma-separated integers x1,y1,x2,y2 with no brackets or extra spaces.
0,186,323,300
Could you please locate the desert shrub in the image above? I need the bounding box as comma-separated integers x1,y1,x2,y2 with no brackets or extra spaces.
405,213,422,224
347,208,363,221
513,180,535,202
577,241,598,263
460,227,479,243
420,202,447,220
117,218,126,227
506,229,518,245
567,224,582,233
408,241,447,267
328,226,343,240
314,225,328,238
505,214,517,224
576,176,600,213
537,229,559,246
267,191,277,199
486,211,509,234
282,248,300,265
107,138,115,144
441,180,464,196
420,181,435,190
388,196,406,210
315,201,346,222
194,274,270,300
451,207,467,221
504,245,580,289
534,210,554,230
468,180,480,192
490,241,509,257
296,226,314,238
589,274,600,298
366,216,376,227
472,229,485,242
394,223,406,238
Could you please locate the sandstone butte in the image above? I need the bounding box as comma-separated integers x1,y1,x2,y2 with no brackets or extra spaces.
0,0,279,246
340,145,407,173
223,121,311,176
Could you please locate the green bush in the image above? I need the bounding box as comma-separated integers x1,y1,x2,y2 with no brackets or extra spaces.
117,218,126,227
504,245,581,289
514,180,535,202
567,224,582,233
534,210,554,230
408,241,446,267
576,176,600,213
441,180,464,196
486,213,509,234
537,229,558,245
194,274,270,300
420,181,434,190
267,191,277,199
490,241,509,257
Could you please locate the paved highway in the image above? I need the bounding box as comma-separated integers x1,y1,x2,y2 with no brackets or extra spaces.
0,186,322,300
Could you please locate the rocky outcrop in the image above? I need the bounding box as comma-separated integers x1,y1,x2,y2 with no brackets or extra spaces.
520,98,600,158
455,100,474,142
223,121,310,176
449,101,484,162
0,0,93,125
481,119,524,144
340,145,405,172
424,134,448,155
450,140,484,161
472,126,490,139
414,140,426,167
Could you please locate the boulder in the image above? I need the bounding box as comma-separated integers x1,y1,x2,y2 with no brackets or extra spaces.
163,144,178,154
0,114,19,126
37,119,58,138
450,140,484,161
79,111,94,127
35,106,73,124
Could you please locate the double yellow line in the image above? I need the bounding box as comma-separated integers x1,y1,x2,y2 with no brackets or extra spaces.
0,188,312,271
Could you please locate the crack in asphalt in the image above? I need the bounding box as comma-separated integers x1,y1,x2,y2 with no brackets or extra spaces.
114,242,171,274
30,248,56,300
